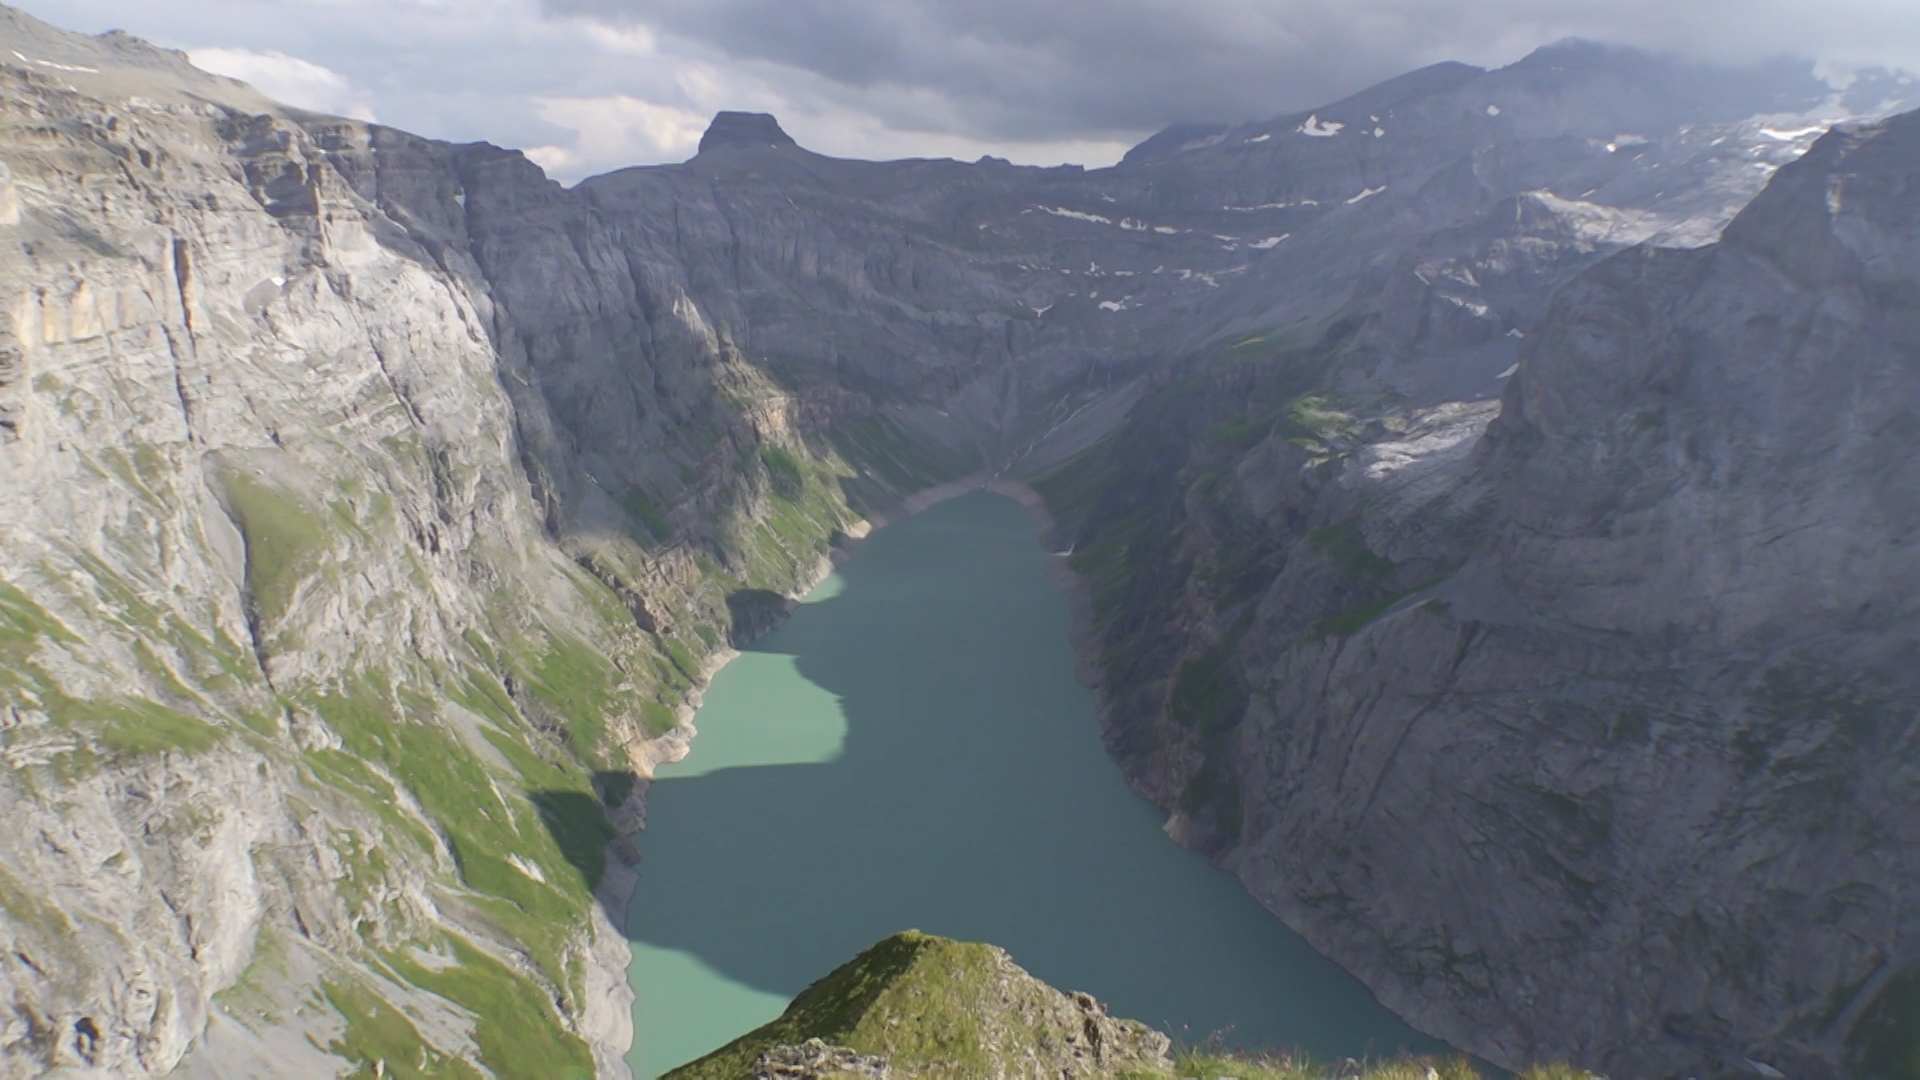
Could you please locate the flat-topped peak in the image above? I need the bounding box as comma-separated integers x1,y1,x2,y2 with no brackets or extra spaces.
698,111,798,154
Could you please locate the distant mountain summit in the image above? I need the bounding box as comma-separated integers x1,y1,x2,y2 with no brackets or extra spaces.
699,111,800,154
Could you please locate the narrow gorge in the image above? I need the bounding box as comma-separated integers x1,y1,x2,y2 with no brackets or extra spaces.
0,4,1916,1077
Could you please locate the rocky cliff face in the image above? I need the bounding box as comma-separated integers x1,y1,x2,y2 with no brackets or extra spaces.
1042,103,1920,1080
0,11,902,1076
0,3,1913,1076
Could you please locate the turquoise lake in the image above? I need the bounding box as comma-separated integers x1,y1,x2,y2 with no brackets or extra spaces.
624,491,1443,1077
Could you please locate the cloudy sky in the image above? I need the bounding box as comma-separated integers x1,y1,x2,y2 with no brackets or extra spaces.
16,0,1920,181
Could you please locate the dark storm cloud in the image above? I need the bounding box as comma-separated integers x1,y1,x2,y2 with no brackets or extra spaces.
542,0,1920,139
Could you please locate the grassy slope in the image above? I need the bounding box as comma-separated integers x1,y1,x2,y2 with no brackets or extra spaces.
666,932,1597,1080
0,382,979,1077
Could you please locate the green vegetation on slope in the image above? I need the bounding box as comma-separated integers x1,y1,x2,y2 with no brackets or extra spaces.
829,415,972,500
666,930,1170,1080
385,936,595,1080
322,979,485,1080
666,931,1603,1080
218,469,332,624
1849,968,1920,1080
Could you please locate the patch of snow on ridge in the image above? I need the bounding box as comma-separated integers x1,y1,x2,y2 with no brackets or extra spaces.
1038,206,1112,225
1099,300,1126,312
1246,134,1272,143
1299,115,1344,137
1346,186,1386,205
1250,235,1290,250
11,51,96,73
1486,104,1501,116
1223,200,1319,212
1760,125,1828,142
1153,226,1180,234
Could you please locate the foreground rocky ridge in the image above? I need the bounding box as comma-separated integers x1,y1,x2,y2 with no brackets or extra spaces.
667,931,1597,1080
0,3,1914,1075
665,932,1174,1080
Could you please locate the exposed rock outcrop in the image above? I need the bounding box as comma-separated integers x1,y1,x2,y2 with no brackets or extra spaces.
753,1038,891,1079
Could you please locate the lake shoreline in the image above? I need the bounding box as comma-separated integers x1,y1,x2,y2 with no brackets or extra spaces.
592,472,1109,1077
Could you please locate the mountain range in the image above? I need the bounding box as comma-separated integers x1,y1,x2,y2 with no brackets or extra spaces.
0,4,1915,1076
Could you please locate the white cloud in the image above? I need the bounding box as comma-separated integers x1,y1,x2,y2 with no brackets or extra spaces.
187,46,377,121
534,93,711,166
19,0,1920,185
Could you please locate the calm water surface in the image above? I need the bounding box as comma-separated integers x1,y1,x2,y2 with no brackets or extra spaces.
625,492,1443,1077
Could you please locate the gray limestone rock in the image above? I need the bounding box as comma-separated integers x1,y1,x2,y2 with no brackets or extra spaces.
1059,109,1920,1079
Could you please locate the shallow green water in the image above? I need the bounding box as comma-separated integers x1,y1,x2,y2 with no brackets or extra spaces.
625,492,1443,1077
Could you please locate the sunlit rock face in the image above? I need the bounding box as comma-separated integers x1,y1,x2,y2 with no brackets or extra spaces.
0,1,1915,1075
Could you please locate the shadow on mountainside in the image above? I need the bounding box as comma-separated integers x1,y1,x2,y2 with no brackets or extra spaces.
537,492,1445,1065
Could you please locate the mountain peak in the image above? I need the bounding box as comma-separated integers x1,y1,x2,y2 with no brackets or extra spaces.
698,111,798,154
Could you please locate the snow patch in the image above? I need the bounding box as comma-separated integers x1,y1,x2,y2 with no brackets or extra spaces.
1760,125,1828,142
1245,133,1272,143
1346,186,1386,205
11,51,97,73
1037,205,1112,225
1223,200,1318,212
1153,225,1180,234
1373,127,1385,138
1497,363,1520,379
508,854,548,883
1299,115,1344,137
1098,300,1126,312
1486,104,1501,116
1249,235,1290,250
1031,303,1054,317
